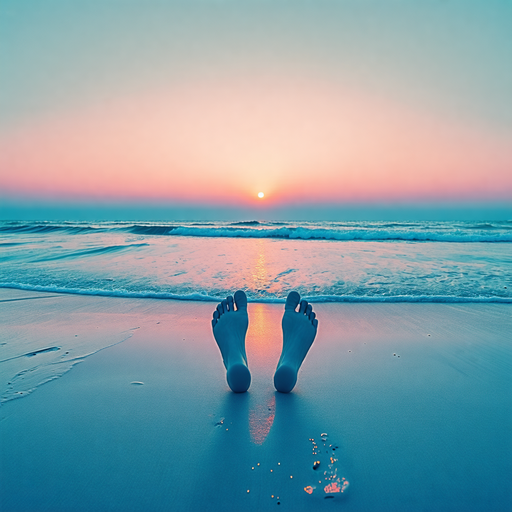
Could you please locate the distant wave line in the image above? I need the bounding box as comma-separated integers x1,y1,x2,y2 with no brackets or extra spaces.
0,223,103,235
1,222,511,242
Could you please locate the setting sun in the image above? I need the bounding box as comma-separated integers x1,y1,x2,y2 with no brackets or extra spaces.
258,192,265,198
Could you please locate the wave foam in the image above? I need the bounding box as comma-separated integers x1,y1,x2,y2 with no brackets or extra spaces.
1,284,510,304
164,226,512,242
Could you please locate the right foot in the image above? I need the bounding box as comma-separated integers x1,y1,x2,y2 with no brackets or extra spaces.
274,291,318,393
212,290,251,393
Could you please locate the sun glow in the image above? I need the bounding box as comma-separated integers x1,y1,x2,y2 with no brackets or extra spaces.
2,80,510,204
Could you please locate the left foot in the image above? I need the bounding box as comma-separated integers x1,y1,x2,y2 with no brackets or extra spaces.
212,290,251,393
274,291,318,393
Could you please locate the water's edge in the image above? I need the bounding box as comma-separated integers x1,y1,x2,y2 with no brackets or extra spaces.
2,284,511,303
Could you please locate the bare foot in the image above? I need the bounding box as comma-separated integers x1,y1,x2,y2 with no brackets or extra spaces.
274,291,318,393
212,290,251,393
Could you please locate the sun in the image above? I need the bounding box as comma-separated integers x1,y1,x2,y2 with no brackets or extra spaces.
258,192,265,198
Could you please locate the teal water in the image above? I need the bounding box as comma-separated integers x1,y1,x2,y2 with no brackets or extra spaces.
1,220,511,302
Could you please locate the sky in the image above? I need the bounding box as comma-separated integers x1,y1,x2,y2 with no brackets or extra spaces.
0,0,511,220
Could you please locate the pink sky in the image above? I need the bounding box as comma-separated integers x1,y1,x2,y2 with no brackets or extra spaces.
1,77,511,206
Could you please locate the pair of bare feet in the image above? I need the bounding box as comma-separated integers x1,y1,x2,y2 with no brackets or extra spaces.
212,290,318,393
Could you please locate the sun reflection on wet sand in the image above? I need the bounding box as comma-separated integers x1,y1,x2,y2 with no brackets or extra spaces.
245,302,282,445
246,303,281,369
249,395,276,445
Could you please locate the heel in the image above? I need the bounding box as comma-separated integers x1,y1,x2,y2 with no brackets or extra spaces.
274,364,297,393
227,363,251,393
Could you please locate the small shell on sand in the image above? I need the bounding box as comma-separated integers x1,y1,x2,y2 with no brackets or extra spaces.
130,381,144,385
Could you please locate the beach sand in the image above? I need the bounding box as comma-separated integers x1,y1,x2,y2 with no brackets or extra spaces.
0,289,511,511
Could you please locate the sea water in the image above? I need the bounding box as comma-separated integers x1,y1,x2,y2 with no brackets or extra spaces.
1,219,511,302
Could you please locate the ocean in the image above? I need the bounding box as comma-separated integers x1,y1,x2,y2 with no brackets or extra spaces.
1,219,511,303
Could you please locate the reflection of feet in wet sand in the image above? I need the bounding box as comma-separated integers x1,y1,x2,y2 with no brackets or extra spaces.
274,291,318,393
212,290,251,393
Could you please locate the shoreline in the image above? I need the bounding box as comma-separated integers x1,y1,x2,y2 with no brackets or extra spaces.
1,284,511,304
1,288,511,511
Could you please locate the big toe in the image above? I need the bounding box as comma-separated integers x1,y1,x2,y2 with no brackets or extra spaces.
234,290,248,311
285,291,300,311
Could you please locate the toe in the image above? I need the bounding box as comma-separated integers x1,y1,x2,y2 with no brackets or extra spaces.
221,299,228,314
226,296,234,311
299,300,308,314
306,303,313,317
309,311,316,322
234,290,248,311
216,303,223,316
312,318,318,328
285,291,300,311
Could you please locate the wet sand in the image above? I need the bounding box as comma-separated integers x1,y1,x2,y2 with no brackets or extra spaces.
1,289,511,511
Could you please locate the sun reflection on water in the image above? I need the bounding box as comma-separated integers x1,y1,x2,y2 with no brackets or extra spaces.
251,239,268,292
